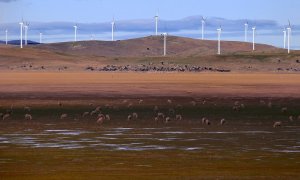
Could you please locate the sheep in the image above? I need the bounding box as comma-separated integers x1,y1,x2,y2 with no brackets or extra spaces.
154,117,159,122
165,117,171,124
157,112,165,119
273,121,282,128
105,114,111,121
190,101,197,107
234,101,239,106
24,106,31,112
98,114,105,119
25,114,32,121
60,114,68,120
97,116,104,125
138,99,144,104
289,116,294,122
90,110,99,116
281,107,288,113
95,106,102,112
2,114,10,120
202,117,210,125
205,119,211,125
240,104,245,109
268,102,272,108
132,112,138,120
175,114,182,121
58,101,63,107
167,99,172,104
82,112,89,118
127,115,132,121
127,103,133,109
201,117,208,124
220,118,226,125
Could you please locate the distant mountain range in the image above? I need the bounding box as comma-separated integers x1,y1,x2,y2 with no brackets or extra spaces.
0,40,40,45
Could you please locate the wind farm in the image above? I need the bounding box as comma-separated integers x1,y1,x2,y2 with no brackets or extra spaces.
0,0,300,179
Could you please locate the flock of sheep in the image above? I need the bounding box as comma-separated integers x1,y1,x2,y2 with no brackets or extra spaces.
0,99,299,128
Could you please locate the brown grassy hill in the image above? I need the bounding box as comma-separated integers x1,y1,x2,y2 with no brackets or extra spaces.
36,36,283,57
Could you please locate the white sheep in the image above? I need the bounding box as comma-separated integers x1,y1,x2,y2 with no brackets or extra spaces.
127,115,132,121
24,106,31,112
82,112,89,117
165,117,171,124
97,117,104,125
273,121,282,128
60,114,68,120
289,116,294,122
105,114,111,121
25,114,32,121
2,114,10,120
281,107,288,113
176,114,182,121
220,118,226,125
132,112,138,119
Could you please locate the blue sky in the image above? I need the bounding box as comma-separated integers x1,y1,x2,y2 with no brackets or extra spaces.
0,0,300,49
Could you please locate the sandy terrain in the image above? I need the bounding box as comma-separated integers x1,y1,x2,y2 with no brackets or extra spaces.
0,72,299,99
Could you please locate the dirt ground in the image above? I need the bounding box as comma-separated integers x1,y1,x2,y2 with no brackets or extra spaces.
0,72,299,99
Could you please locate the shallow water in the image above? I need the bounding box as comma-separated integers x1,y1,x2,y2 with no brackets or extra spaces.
1,122,299,154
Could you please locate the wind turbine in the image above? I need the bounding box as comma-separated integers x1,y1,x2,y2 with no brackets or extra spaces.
19,21,23,48
283,28,286,49
201,17,206,40
73,24,78,42
39,32,43,44
154,13,159,36
162,33,167,56
5,29,8,45
111,18,115,41
217,26,222,55
286,21,291,54
244,21,248,42
252,26,256,51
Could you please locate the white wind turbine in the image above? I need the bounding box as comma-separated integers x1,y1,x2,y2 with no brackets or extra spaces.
201,17,206,40
162,33,167,56
111,18,115,41
244,21,248,42
286,21,291,54
283,28,286,49
252,26,256,51
5,29,8,45
217,26,222,55
154,13,159,36
73,24,78,42
19,21,24,48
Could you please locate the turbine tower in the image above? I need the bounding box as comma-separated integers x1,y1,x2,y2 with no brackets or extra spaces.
252,27,256,51
19,21,23,48
39,32,43,44
201,17,206,40
244,21,248,42
286,21,291,54
154,13,159,36
162,33,167,56
283,28,286,49
217,26,222,55
111,18,115,41
5,29,8,45
73,24,78,42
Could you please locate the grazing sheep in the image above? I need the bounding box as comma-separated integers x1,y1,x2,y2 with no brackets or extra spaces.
90,110,99,116
281,107,288,113
153,106,159,112
234,101,239,106
202,100,206,105
25,114,32,121
273,121,282,128
165,117,171,124
220,118,226,125
24,106,31,112
58,101,63,107
154,117,159,122
167,99,172,104
60,114,68,120
157,112,165,119
95,106,102,112
240,104,245,109
122,100,128,104
205,119,211,125
82,112,89,117
2,114,10,120
132,112,138,119
190,101,197,107
138,99,144,104
289,116,294,122
105,114,111,121
127,115,132,121
127,103,133,109
268,102,272,108
97,117,104,125
176,114,182,121
202,117,207,124
98,114,105,119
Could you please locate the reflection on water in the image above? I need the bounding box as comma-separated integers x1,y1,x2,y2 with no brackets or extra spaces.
0,123,299,153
